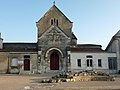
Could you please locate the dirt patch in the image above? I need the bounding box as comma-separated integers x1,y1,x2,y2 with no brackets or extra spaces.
0,75,45,90
0,74,120,90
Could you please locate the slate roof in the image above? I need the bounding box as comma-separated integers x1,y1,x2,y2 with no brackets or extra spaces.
37,5,72,23
106,30,120,51
0,43,37,52
70,44,106,53
114,30,120,37
70,48,105,53
77,44,102,48
72,33,77,40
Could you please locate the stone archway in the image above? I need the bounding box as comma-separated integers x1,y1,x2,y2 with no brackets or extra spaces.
45,48,63,58
50,52,59,70
45,48,63,71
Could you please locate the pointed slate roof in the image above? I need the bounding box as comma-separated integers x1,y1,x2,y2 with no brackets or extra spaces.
72,33,77,40
114,30,120,37
37,5,72,23
106,30,120,51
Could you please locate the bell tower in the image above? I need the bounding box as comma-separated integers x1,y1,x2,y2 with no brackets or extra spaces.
36,4,76,73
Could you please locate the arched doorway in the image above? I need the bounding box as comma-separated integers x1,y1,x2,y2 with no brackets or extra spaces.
50,52,59,70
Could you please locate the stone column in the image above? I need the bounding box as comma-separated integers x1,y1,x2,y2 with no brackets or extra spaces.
37,51,41,74
62,57,67,72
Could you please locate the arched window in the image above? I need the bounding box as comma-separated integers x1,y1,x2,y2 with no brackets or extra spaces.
86,55,93,58
56,19,58,26
51,19,53,25
86,55,93,67
50,18,59,26
54,18,56,24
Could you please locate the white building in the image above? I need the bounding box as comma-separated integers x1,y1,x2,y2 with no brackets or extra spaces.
70,44,117,74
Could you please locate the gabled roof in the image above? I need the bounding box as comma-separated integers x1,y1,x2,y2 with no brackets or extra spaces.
39,25,70,39
72,33,77,40
37,5,72,23
114,30,120,37
106,30,120,51
0,43,37,52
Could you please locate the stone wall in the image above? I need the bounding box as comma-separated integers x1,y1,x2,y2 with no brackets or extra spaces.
0,53,8,73
7,53,37,74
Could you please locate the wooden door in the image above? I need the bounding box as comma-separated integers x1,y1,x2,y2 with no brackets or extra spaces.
24,59,30,71
50,52,59,70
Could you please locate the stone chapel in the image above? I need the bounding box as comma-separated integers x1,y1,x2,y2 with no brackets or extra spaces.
36,4,77,72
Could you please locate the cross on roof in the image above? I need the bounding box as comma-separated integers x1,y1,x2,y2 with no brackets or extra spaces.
53,1,55,5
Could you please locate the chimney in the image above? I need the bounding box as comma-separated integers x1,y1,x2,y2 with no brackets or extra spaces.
0,33,3,49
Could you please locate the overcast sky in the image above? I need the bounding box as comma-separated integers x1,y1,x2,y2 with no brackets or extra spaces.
0,0,120,49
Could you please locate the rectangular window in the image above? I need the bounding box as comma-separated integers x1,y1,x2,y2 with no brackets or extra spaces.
87,59,89,67
90,59,93,67
87,59,93,67
98,59,102,67
77,59,81,67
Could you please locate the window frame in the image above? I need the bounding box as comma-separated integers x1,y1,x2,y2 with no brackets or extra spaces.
77,59,81,67
87,59,93,67
51,19,53,25
50,18,58,26
98,59,102,67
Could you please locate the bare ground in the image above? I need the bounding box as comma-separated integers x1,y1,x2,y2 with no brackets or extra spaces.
0,74,120,90
0,75,46,90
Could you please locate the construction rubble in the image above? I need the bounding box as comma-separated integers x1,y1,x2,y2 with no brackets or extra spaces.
41,71,115,83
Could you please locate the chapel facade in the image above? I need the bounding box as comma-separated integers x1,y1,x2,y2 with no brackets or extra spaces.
36,5,75,72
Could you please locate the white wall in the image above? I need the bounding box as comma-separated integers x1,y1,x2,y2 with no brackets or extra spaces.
70,52,116,73
107,38,120,71
107,40,117,53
